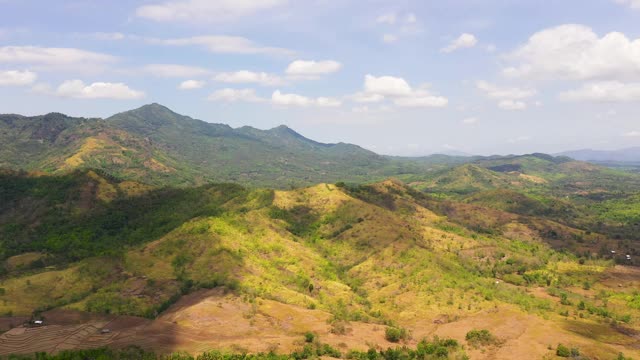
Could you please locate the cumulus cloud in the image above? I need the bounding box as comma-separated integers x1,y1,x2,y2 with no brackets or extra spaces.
136,0,287,23
54,80,144,99
624,130,640,137
441,33,478,53
476,81,536,99
364,74,412,96
271,90,341,107
0,70,37,86
559,81,640,102
498,100,527,110
213,70,283,86
0,46,116,72
462,117,478,125
144,64,210,77
208,88,264,102
285,60,342,78
156,35,293,56
178,80,205,90
503,24,640,80
360,74,447,108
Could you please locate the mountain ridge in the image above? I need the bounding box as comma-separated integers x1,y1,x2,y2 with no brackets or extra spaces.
0,103,392,187
558,147,640,163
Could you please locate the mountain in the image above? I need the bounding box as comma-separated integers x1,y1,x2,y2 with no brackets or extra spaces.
1,171,639,359
559,147,640,163
2,107,640,358
0,104,393,187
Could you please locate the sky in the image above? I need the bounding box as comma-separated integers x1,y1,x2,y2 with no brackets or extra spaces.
1,0,640,156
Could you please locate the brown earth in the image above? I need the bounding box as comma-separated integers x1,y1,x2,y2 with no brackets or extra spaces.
0,286,639,359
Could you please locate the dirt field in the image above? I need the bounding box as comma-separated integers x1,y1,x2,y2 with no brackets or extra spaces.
0,287,639,359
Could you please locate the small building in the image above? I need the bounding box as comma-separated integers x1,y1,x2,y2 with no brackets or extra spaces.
33,320,43,326
626,254,632,260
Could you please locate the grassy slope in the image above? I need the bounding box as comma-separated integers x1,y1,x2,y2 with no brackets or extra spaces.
1,177,639,358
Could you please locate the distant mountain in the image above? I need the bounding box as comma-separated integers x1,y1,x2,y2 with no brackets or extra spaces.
0,104,396,187
3,103,637,190
558,147,640,163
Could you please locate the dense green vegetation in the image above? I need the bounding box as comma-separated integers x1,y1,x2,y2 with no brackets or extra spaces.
0,170,247,261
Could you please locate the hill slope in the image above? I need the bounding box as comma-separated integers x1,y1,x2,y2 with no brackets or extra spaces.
0,172,639,359
0,104,392,187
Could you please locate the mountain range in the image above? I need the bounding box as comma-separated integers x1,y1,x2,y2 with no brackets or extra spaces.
0,103,398,187
1,104,640,359
558,147,640,164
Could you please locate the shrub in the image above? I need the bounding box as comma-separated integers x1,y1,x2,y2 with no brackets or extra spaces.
385,327,409,343
556,344,570,357
465,329,495,347
304,332,315,343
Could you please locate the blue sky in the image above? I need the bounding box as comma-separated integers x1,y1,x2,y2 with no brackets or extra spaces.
1,0,640,156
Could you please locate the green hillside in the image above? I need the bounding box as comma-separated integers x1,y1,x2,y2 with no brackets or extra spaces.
1,105,640,359
0,172,639,359
0,104,402,187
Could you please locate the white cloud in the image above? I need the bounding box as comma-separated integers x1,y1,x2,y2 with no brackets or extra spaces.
498,100,527,110
143,64,210,77
271,90,341,107
0,46,116,72
213,70,283,86
362,74,448,108
364,74,412,96
405,13,417,24
476,81,536,100
0,70,37,86
382,34,398,43
351,92,385,103
136,0,287,23
208,88,264,102
504,24,640,80
376,13,397,25
54,80,144,99
157,35,293,56
614,0,640,9
393,91,448,108
462,117,478,125
441,33,478,53
285,60,342,78
178,80,205,90
624,130,640,137
559,81,640,102
316,97,342,107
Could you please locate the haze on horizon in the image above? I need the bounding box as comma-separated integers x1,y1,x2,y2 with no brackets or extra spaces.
1,0,640,156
